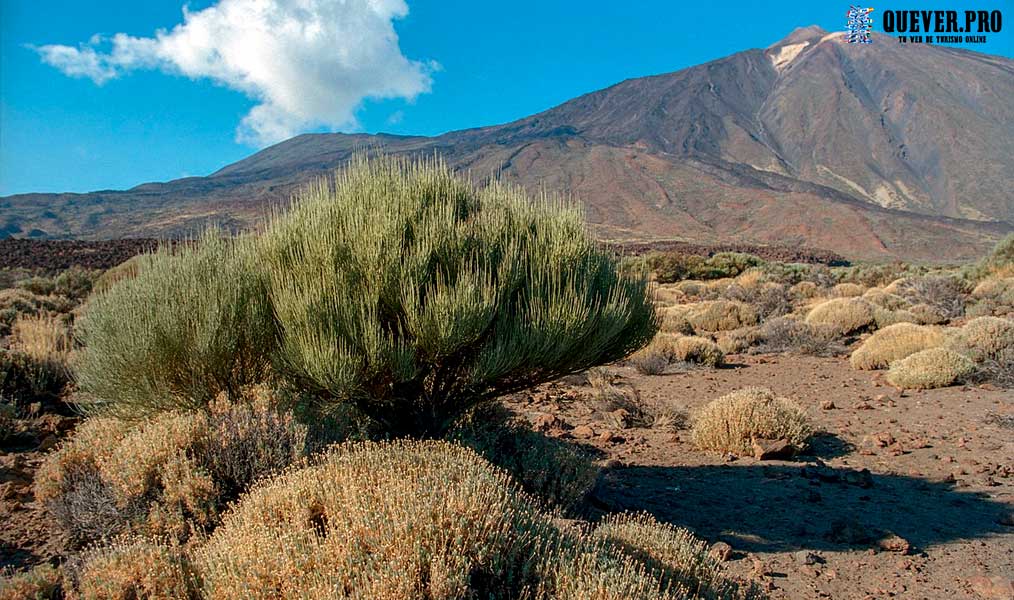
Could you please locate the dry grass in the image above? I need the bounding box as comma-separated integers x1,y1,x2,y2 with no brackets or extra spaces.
908,303,948,325
804,297,876,336
194,440,738,600
862,288,910,310
69,537,198,600
754,317,836,356
0,564,62,600
789,281,819,299
10,314,72,370
716,326,761,354
630,333,724,373
948,316,1014,362
832,282,865,298
657,307,694,335
850,323,945,370
679,300,758,332
691,387,812,456
35,390,307,546
886,347,976,389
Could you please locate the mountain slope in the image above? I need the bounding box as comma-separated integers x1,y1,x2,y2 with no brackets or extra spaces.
2,26,1012,260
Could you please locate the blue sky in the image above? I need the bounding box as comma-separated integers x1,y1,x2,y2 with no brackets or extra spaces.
1,0,1011,195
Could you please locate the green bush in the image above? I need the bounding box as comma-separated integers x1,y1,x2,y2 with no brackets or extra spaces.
647,251,764,283
74,233,276,417
53,266,97,300
17,276,56,296
260,156,656,437
0,350,69,404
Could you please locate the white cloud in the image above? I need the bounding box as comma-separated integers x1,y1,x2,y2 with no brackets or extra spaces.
34,0,434,146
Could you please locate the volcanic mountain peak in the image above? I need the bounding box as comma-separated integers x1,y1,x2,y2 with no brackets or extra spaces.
2,26,1011,261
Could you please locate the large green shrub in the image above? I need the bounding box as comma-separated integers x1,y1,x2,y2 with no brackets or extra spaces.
260,156,656,437
74,233,275,417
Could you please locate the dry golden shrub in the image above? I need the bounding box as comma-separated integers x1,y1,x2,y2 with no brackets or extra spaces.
882,277,911,295
70,537,198,600
862,288,910,310
849,323,945,370
804,297,876,336
971,277,1014,301
715,326,761,354
789,281,819,299
35,391,307,546
630,333,725,371
691,387,812,456
908,303,948,325
0,564,62,600
681,300,758,332
948,316,1014,362
832,282,866,298
733,269,766,289
886,347,976,389
657,307,694,335
674,280,705,297
10,313,73,371
590,513,757,599
195,440,740,600
872,307,918,329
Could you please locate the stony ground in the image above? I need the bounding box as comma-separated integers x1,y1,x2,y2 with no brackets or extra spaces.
3,352,1012,599
507,353,1014,600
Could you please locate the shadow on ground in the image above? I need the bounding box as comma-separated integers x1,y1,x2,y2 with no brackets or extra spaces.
589,462,1012,553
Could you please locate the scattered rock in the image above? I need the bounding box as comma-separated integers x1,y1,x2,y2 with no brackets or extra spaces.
751,437,795,460
609,409,632,429
968,575,1014,599
877,533,911,554
821,400,836,410
571,424,595,439
532,413,568,432
843,468,874,488
871,431,896,448
794,550,823,565
825,518,874,545
708,541,732,562
37,434,60,452
598,431,623,444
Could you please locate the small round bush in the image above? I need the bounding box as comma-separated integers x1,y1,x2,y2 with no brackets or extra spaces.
805,297,876,336
832,282,865,298
70,537,198,600
789,281,819,299
715,326,761,354
195,440,735,600
681,300,757,332
35,390,307,546
630,333,724,372
949,316,1014,362
691,387,812,456
0,564,62,600
886,347,976,389
850,323,944,370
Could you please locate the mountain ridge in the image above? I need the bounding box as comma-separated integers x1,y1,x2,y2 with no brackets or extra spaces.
2,26,1012,260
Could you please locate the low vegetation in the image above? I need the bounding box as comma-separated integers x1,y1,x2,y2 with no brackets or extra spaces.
691,387,812,456
849,323,945,370
885,347,976,389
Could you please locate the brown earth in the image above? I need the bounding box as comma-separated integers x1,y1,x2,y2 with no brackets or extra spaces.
505,353,1014,600
4,351,1011,599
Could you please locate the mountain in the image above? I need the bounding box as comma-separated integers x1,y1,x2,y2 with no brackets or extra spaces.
2,26,1012,260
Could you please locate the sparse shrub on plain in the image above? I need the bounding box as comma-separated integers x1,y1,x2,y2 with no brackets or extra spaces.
0,350,69,404
17,276,56,297
832,282,865,298
691,387,812,456
657,307,694,335
74,232,276,418
194,440,740,600
804,297,876,336
872,307,918,329
630,333,724,372
895,276,966,320
948,316,1014,362
0,564,62,600
754,317,835,356
591,512,760,600
908,302,948,325
0,288,70,336
789,280,819,299
68,537,198,600
862,288,910,311
679,300,757,332
722,281,791,320
886,347,976,389
10,314,73,374
973,347,1014,388
260,156,655,437
35,392,307,546
53,266,97,301
849,323,945,370
450,405,599,512
715,326,761,354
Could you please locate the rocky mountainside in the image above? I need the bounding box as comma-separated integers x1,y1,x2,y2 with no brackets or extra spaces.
3,26,1012,260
